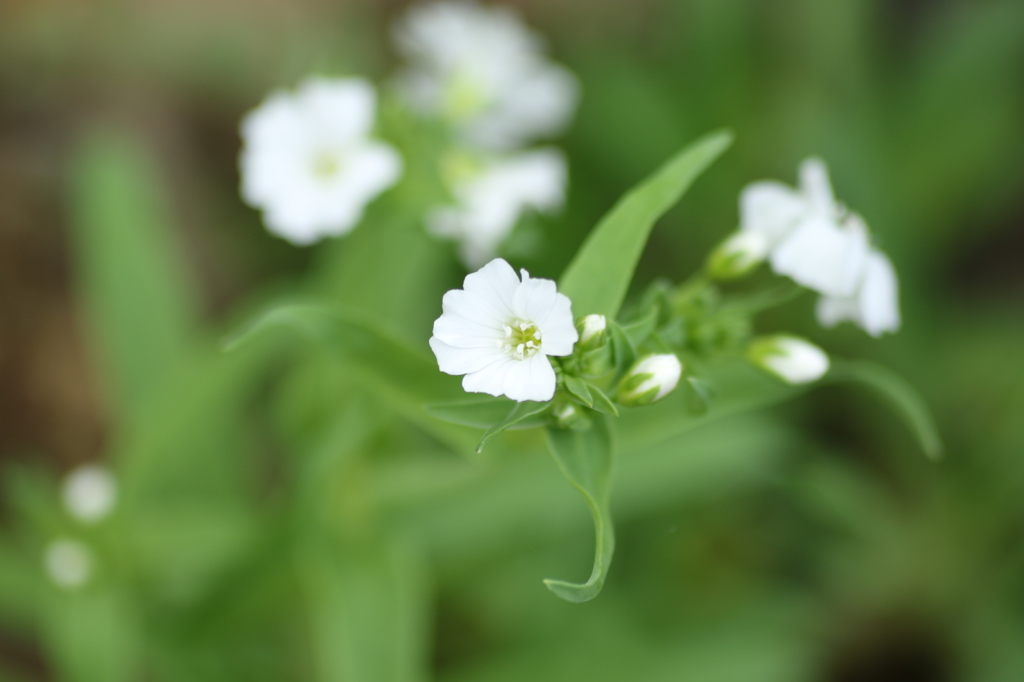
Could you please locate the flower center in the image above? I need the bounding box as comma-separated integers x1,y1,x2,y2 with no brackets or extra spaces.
501,320,543,360
312,151,343,179
442,69,490,122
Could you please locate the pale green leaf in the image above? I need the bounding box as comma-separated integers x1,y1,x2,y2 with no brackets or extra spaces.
543,415,615,603
69,130,198,425
559,130,733,318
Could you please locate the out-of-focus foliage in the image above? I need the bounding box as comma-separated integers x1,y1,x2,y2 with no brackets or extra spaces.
1,1,1023,681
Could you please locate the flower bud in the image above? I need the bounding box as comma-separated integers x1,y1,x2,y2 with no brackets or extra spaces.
61,464,117,524
707,231,769,280
615,354,683,407
575,314,607,352
747,335,830,384
554,402,591,430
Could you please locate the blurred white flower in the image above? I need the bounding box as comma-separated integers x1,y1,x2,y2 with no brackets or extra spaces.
741,158,868,297
240,77,402,244
393,1,578,151
62,464,117,524
616,354,683,407
817,249,901,337
428,148,567,268
748,335,830,385
430,258,578,402
45,539,92,590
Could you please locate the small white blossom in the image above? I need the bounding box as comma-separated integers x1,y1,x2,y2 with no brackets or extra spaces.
61,464,117,524
741,158,868,297
430,258,578,402
428,148,566,268
240,77,402,244
748,335,830,385
616,354,682,407
45,539,92,590
817,249,901,337
393,1,578,151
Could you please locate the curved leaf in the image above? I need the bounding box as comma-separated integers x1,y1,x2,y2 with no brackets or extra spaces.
826,359,943,461
559,130,733,318
225,304,475,452
543,415,615,603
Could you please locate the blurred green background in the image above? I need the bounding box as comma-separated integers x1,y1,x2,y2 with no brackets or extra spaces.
2,0,1023,681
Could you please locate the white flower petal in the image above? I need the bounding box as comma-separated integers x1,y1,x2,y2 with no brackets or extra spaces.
740,181,807,247
858,250,901,337
430,337,505,374
462,356,517,397
511,272,558,325
461,258,521,317
503,353,556,402
799,157,838,219
298,77,376,144
770,215,868,297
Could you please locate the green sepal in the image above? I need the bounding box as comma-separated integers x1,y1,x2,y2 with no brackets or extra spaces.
564,376,594,407
476,401,552,454
608,322,637,380
586,383,619,417
684,376,716,416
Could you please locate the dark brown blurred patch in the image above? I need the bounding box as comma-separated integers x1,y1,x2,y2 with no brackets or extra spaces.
825,613,954,682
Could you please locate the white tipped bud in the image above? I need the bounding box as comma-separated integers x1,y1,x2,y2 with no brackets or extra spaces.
707,230,769,280
575,314,607,352
61,464,117,524
748,335,830,385
615,354,682,407
44,539,92,590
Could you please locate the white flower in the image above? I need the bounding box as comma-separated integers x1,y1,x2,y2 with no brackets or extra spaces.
748,335,830,385
427,148,566,268
45,539,92,590
393,1,578,151
240,77,402,244
615,354,683,407
61,464,117,524
817,249,901,337
741,158,868,297
430,258,578,402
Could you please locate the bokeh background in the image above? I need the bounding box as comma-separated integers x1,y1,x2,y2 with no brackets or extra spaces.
2,0,1024,681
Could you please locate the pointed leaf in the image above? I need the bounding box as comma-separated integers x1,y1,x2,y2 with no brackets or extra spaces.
826,359,943,461
543,415,615,602
559,130,733,318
